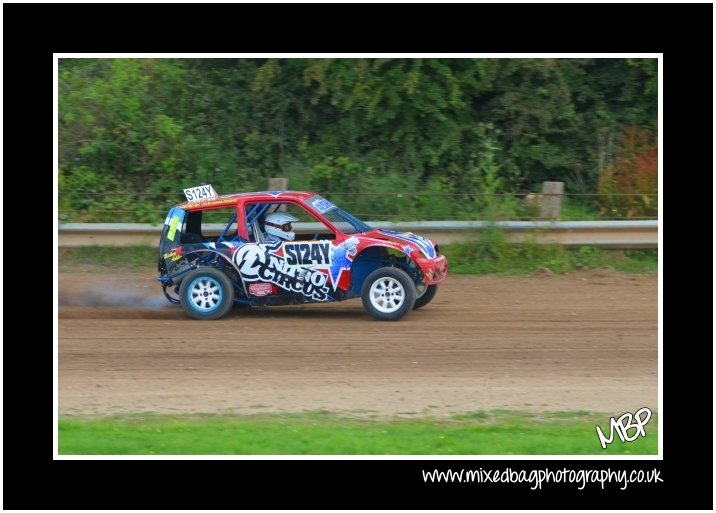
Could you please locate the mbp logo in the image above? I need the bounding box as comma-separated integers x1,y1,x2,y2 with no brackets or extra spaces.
595,407,652,449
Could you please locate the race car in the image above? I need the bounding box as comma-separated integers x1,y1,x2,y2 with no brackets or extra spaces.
157,186,448,321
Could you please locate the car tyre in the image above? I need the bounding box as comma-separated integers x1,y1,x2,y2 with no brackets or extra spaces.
179,267,235,320
361,267,416,321
413,284,438,310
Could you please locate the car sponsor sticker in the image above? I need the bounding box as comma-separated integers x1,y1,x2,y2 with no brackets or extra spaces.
310,196,336,214
248,283,274,296
166,214,182,242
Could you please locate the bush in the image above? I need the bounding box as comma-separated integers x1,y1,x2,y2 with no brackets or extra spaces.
597,126,658,218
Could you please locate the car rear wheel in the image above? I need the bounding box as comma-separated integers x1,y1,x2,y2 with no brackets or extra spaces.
179,267,235,320
361,267,416,321
413,284,438,310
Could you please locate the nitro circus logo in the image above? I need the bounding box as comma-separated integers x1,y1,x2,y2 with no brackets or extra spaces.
233,243,332,301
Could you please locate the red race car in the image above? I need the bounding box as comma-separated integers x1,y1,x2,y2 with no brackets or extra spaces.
158,187,448,321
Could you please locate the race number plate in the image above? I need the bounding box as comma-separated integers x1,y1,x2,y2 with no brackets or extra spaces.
183,184,218,202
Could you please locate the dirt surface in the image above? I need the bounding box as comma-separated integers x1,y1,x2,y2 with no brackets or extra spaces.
58,268,658,418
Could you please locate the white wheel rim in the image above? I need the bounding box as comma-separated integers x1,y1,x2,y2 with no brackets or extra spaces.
188,276,223,312
369,277,406,313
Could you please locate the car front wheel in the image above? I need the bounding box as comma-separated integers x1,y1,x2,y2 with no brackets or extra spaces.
361,267,416,321
413,284,438,310
179,267,235,320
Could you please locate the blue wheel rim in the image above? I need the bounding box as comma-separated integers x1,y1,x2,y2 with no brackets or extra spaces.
186,276,223,313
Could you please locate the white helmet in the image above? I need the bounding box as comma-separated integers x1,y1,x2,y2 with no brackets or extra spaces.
264,212,299,241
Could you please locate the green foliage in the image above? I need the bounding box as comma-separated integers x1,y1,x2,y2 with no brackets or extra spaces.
440,123,520,219
58,410,657,455
559,195,601,221
308,155,364,194
58,58,658,222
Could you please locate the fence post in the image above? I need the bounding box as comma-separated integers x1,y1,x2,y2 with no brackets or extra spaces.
268,178,288,211
540,181,564,219
268,177,288,191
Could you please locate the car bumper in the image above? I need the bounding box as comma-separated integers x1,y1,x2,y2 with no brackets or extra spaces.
415,254,448,285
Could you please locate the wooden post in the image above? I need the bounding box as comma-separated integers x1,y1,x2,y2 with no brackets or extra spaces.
268,178,288,211
268,177,288,191
540,181,564,219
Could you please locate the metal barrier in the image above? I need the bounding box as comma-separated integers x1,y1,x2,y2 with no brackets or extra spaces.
58,220,657,249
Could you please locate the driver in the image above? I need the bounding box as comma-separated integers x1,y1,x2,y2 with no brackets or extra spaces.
263,212,299,242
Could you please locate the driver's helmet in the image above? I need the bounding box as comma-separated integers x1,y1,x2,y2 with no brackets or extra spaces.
264,212,299,241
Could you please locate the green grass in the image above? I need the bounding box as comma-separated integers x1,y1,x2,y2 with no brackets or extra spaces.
559,197,602,221
58,410,657,455
441,229,657,275
59,242,657,276
59,246,157,271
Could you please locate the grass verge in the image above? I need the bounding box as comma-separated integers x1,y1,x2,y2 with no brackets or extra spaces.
441,228,657,275
59,246,157,271
58,410,657,455
58,241,657,276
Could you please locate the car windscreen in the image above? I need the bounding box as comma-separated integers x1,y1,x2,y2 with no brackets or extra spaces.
307,195,372,234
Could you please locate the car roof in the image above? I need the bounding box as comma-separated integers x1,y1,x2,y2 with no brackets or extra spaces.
177,190,317,211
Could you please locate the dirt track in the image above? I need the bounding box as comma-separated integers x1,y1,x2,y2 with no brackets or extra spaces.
58,269,658,418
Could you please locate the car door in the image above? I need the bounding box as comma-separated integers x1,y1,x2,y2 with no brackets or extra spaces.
231,201,336,301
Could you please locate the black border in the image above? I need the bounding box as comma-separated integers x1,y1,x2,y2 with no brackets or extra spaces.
4,2,712,510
